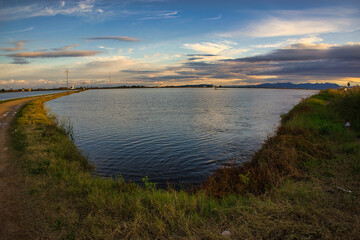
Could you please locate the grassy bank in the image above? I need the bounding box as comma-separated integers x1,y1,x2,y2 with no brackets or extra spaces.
10,88,360,239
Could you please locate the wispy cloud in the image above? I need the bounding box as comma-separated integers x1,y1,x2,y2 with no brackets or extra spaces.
11,57,30,65
184,41,249,58
7,50,102,58
99,46,114,50
245,18,348,37
0,40,28,52
0,27,34,34
184,42,234,55
53,43,80,51
0,0,102,21
252,35,324,48
85,36,140,42
221,8,360,38
204,14,222,21
139,11,179,20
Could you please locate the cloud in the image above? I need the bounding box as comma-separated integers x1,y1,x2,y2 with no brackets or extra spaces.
184,42,234,55
229,43,360,62
137,42,360,85
0,0,100,21
184,41,249,59
0,27,34,34
0,55,148,88
245,18,346,37
85,36,140,42
0,40,28,52
204,14,222,21
53,43,80,51
253,35,324,48
11,58,30,65
221,8,360,38
2,41,359,87
139,11,179,20
7,50,102,58
98,46,114,50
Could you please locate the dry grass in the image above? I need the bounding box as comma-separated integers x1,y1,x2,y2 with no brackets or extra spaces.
9,88,360,239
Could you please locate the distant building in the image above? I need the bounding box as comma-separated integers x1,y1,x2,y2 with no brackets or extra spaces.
28,88,31,91
71,85,75,89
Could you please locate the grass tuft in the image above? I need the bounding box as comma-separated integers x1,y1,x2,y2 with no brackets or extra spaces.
9,88,360,239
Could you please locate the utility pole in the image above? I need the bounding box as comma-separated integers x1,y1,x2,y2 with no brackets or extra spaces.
109,72,111,88
65,69,70,91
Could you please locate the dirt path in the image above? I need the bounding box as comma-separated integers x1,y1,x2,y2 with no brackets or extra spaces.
0,97,39,240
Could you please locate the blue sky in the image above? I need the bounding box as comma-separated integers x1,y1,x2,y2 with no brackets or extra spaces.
0,0,359,88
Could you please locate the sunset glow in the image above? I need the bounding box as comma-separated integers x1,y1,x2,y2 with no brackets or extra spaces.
1,0,359,88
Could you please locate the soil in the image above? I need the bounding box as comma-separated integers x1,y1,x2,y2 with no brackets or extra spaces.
0,98,38,240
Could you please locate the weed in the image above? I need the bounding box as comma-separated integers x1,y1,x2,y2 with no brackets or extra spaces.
9,88,360,239
142,176,157,190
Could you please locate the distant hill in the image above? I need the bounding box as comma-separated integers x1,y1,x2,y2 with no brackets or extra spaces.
164,84,214,88
226,82,340,90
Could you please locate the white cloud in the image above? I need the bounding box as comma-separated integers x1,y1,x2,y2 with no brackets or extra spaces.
246,18,345,37
184,42,233,55
140,11,179,20
220,8,360,38
183,41,249,58
0,27,34,34
346,42,360,46
98,46,114,50
0,0,101,21
204,14,222,21
253,35,324,48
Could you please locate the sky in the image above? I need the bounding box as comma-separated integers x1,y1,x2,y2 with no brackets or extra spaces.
0,0,359,88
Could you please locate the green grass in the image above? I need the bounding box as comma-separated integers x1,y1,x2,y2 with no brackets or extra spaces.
9,88,360,239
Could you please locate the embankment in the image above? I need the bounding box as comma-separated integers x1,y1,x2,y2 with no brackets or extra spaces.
5,88,360,239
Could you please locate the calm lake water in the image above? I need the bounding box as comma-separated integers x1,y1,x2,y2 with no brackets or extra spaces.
46,88,316,187
0,90,66,101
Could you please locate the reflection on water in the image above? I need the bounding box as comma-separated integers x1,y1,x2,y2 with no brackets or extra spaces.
0,90,66,101
46,88,316,187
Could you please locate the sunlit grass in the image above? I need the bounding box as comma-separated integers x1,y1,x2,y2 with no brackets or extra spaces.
10,88,360,239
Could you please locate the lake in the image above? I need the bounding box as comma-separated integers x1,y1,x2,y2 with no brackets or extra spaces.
46,88,317,187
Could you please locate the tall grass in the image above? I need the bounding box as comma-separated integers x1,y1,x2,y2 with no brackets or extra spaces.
10,88,360,239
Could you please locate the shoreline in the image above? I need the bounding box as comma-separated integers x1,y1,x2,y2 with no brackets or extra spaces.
2,88,360,239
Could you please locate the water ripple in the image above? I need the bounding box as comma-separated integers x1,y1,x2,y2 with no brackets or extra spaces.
46,88,316,187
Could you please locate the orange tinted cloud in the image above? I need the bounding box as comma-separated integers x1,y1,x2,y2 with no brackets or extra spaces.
85,36,140,42
7,50,102,58
0,40,28,52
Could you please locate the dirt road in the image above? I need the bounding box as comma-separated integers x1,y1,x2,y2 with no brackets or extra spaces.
0,97,38,240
